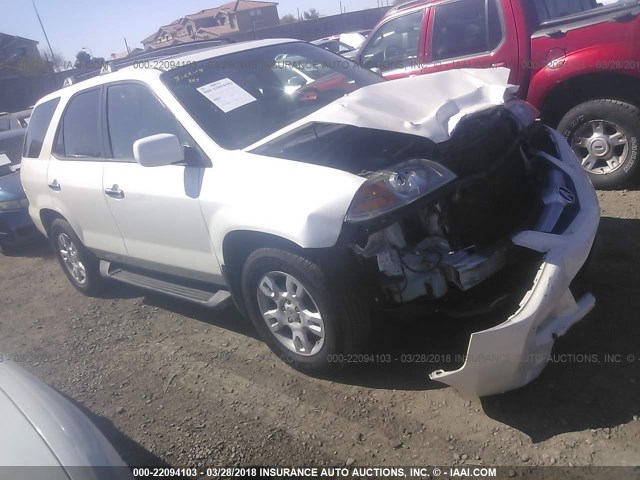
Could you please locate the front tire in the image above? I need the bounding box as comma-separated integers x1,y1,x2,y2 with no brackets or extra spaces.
558,100,640,189
241,248,371,374
50,219,106,296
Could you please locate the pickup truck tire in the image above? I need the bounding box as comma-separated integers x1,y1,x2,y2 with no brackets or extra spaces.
558,100,640,189
241,248,370,374
50,219,106,296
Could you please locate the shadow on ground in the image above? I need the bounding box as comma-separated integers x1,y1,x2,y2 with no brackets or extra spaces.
22,216,638,444
59,391,168,467
481,217,640,442
146,217,640,443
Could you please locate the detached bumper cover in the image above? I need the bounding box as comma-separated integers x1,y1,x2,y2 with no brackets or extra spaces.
429,128,600,397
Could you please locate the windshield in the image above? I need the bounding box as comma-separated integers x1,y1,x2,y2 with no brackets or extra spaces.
162,42,384,149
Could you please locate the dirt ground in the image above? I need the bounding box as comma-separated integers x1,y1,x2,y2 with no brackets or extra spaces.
1,190,639,472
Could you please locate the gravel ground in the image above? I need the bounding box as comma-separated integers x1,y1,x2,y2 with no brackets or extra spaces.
0,191,639,471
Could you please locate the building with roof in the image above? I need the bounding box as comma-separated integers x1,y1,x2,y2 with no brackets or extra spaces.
0,32,44,79
141,1,280,50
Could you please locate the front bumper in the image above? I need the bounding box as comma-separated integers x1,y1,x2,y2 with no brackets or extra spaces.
0,207,41,248
429,128,600,397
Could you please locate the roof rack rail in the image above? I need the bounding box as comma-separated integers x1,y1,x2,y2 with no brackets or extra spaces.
62,37,236,87
389,0,428,13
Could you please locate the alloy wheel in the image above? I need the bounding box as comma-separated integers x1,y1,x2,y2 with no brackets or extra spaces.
57,233,87,285
256,271,325,357
571,119,630,175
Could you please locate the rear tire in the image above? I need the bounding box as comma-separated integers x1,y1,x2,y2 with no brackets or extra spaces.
50,219,107,296
557,100,640,190
241,248,371,374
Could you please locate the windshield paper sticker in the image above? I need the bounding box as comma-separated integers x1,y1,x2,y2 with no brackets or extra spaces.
0,153,11,167
196,78,257,113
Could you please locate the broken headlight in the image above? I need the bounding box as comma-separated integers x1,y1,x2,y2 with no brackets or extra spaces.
346,159,456,222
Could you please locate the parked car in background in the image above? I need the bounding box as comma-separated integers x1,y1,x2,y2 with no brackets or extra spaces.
357,0,640,189
311,38,359,60
0,360,133,479
0,129,40,255
21,39,599,397
0,108,32,132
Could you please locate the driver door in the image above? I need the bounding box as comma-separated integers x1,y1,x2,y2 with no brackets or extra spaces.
101,82,219,282
359,8,430,80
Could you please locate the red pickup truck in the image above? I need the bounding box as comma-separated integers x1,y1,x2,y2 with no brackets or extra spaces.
357,0,640,189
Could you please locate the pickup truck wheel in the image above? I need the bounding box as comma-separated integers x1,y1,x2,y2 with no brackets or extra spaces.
50,219,106,296
241,248,370,374
558,100,640,189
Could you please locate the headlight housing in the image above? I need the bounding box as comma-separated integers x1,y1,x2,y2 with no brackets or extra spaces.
346,159,456,222
0,198,29,212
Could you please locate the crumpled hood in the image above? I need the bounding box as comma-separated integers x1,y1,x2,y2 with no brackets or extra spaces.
249,67,515,149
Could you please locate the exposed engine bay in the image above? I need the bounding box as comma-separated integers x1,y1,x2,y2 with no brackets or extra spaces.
256,104,565,309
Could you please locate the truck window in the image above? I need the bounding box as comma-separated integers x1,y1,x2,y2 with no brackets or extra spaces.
22,97,60,158
432,0,503,62
533,0,628,24
360,10,424,71
54,89,103,159
106,83,194,161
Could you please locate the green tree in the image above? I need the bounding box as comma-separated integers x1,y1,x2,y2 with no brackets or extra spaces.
280,14,297,24
74,51,106,69
303,8,320,20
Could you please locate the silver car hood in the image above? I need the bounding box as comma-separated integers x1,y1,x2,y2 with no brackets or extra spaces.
249,67,516,149
0,361,132,478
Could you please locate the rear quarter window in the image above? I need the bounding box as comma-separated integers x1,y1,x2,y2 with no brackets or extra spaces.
22,98,60,158
533,0,630,24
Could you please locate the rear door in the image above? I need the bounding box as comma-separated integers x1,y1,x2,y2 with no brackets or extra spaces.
529,0,640,81
422,0,520,84
47,87,127,255
18,98,60,228
359,8,429,80
101,82,217,282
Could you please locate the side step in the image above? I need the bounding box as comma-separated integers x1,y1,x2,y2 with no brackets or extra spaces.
100,261,232,309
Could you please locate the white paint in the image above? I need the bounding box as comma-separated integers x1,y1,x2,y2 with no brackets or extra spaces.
0,153,11,167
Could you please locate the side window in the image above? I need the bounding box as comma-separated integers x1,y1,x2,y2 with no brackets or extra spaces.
534,0,624,24
432,0,503,62
106,83,193,161
22,98,60,158
360,10,424,71
54,89,103,158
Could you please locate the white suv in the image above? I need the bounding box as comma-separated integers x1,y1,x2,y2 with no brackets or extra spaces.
21,39,600,396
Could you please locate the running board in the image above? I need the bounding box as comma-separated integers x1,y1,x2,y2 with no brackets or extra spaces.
100,261,232,309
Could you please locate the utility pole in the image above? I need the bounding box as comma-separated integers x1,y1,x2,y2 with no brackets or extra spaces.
32,0,55,62
124,37,131,54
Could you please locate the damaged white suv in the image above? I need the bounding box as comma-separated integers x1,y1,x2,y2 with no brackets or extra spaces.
21,39,600,396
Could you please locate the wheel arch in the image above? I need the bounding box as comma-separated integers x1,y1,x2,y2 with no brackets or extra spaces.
39,209,67,238
221,230,307,315
539,72,640,127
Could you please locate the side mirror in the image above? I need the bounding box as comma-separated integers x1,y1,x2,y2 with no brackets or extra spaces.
133,134,184,168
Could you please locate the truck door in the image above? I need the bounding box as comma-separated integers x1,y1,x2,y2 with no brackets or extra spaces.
359,8,429,80
421,0,521,84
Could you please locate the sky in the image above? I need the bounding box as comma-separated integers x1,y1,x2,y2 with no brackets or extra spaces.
0,0,390,64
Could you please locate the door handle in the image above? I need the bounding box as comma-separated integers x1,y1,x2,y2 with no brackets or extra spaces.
105,185,125,199
546,30,566,39
48,180,61,191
